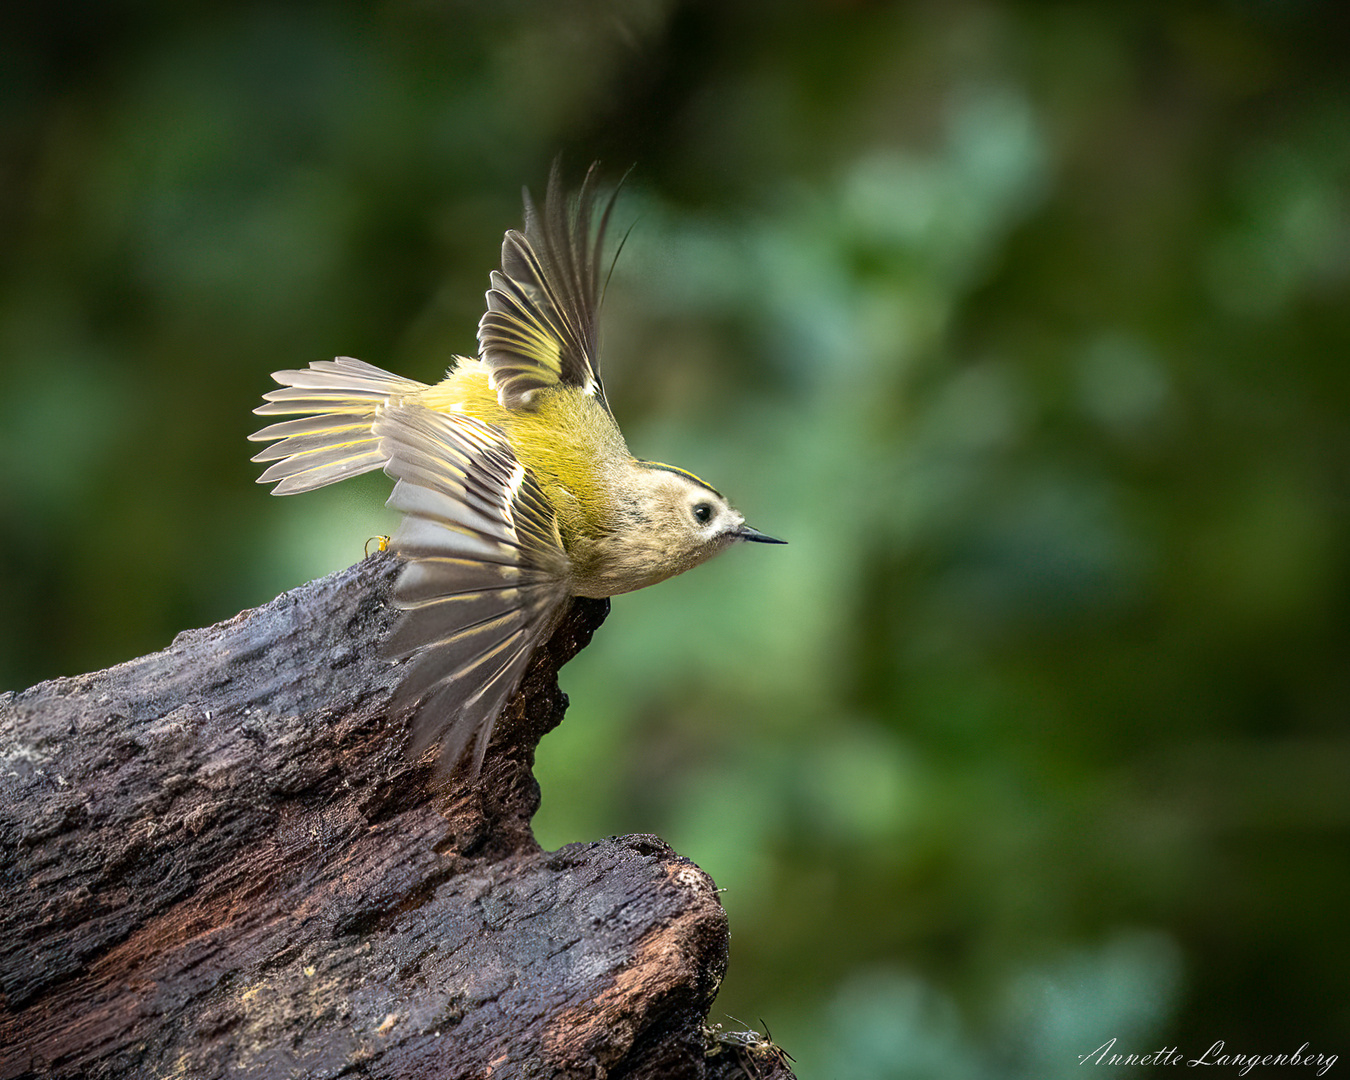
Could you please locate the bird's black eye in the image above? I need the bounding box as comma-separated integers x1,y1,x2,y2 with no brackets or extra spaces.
692,502,713,524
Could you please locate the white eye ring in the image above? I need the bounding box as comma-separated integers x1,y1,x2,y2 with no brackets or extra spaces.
692,501,714,525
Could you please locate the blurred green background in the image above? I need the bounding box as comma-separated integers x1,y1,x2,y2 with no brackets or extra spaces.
3,1,1348,1075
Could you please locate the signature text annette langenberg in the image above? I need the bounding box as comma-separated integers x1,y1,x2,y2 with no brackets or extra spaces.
1080,1038,1336,1076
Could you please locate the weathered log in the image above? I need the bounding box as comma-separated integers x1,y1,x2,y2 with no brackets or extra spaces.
0,551,794,1079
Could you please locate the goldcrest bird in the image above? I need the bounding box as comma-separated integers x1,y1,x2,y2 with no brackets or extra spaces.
249,164,784,776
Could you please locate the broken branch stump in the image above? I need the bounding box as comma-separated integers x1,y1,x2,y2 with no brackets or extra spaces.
0,552,794,1079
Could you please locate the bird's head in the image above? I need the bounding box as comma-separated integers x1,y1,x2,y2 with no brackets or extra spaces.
599,461,784,593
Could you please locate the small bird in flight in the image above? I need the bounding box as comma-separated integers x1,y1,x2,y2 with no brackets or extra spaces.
249,163,784,776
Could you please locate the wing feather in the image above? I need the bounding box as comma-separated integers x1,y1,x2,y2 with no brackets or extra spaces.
478,161,622,412
414,636,537,771
374,404,571,776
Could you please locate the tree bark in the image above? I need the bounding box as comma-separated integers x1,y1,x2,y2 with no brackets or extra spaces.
0,552,794,1079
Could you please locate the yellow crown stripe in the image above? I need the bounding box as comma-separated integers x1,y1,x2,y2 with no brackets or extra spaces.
638,460,724,499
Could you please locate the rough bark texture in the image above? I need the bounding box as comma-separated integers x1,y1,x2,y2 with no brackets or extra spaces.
0,552,794,1079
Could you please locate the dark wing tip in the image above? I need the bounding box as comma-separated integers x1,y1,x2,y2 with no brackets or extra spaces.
479,160,630,411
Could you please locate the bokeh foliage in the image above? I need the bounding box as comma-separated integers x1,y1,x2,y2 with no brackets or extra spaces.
3,2,1347,1075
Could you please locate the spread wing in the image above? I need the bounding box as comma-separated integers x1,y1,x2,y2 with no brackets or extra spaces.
374,404,572,776
478,160,623,412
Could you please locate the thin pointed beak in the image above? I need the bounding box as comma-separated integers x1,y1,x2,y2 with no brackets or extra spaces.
736,524,787,545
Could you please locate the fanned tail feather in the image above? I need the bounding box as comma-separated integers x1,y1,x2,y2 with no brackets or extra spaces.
249,357,429,494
